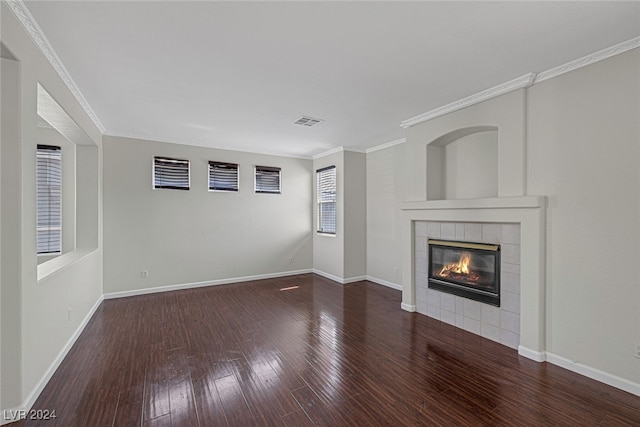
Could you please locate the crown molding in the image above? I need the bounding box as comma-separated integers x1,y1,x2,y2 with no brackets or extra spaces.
400,73,536,128
345,146,367,154
312,146,343,159
104,131,313,160
312,146,367,160
366,138,406,154
401,36,640,129
6,0,105,133
534,36,640,84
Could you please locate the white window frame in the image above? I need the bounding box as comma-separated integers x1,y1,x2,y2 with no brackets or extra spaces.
153,156,190,190
254,166,281,194
208,161,239,192
36,144,62,255
316,165,337,235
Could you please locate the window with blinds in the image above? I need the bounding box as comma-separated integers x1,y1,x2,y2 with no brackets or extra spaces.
317,165,336,234
255,166,281,194
153,156,190,190
209,161,239,192
37,145,62,254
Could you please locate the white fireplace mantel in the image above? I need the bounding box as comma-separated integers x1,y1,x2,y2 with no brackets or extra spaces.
400,195,548,361
401,196,546,211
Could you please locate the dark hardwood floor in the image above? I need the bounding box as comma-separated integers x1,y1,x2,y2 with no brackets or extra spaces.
15,274,640,426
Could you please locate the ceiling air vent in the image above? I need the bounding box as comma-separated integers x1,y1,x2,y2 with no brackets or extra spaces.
294,116,324,127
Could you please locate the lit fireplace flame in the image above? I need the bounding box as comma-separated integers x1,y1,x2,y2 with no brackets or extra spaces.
439,251,478,280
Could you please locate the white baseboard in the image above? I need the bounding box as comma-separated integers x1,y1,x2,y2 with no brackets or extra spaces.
545,352,640,397
0,295,104,425
365,275,402,291
401,303,416,312
343,275,366,284
518,345,547,362
104,269,313,299
4,270,315,424
6,271,638,426
517,347,640,396
1,406,23,426
312,269,343,283
311,269,365,285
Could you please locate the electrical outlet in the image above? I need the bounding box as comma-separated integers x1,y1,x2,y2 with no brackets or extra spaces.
395,267,399,274
67,308,71,322
635,344,640,359
289,257,294,263
141,269,149,278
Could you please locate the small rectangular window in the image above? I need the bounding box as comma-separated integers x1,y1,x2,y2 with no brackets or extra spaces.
209,161,239,192
153,156,190,190
317,165,336,234
37,145,62,254
255,166,281,194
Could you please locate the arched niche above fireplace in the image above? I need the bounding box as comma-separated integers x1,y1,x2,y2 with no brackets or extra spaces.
426,126,498,200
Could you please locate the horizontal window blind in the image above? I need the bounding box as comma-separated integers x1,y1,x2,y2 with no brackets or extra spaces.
37,145,62,254
153,156,190,190
209,161,239,192
255,166,281,194
317,165,336,234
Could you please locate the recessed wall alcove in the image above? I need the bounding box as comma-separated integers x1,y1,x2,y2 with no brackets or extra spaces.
427,126,498,200
36,83,100,281
402,90,547,361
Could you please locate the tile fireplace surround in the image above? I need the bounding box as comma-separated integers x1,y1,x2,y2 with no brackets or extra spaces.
401,196,547,361
415,221,521,349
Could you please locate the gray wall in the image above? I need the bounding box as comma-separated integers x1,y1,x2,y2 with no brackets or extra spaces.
313,151,344,279
103,136,313,294
1,56,22,411
526,48,639,383
343,151,367,279
365,48,640,385
366,143,406,287
1,3,103,414
443,130,498,199
4,0,638,409
312,149,366,282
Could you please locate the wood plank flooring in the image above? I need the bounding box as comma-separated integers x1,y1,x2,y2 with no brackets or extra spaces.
14,274,640,426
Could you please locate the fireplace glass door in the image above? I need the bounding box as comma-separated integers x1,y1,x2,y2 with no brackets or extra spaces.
428,240,500,306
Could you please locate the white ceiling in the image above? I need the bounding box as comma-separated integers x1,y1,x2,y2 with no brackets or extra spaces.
23,1,640,158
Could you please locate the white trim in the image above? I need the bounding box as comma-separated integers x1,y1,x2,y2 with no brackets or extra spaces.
535,36,640,83
312,146,367,160
365,275,402,291
152,156,191,191
402,199,547,355
401,302,416,312
312,146,344,160
400,37,640,129
1,406,23,426
208,161,240,193
312,269,350,284
347,147,367,154
365,138,406,154
1,295,105,424
104,132,312,160
311,269,366,285
6,0,105,133
546,352,640,397
401,196,547,211
104,269,313,299
316,232,336,238
37,248,97,283
518,345,547,362
400,73,536,128
254,165,282,194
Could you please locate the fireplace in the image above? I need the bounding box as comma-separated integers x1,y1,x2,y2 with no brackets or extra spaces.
428,239,500,306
